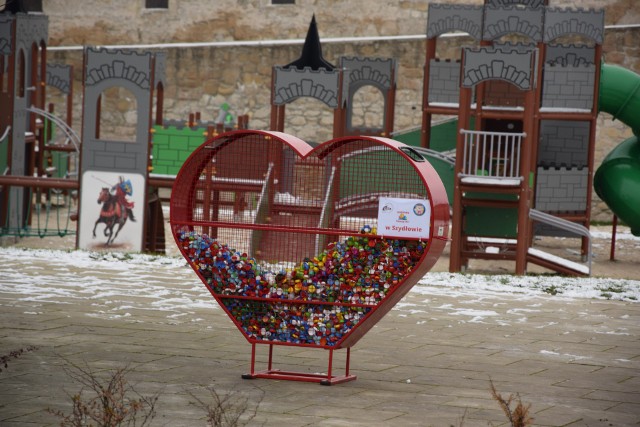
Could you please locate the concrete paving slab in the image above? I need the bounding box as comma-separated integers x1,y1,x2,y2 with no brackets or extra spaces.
1,250,640,426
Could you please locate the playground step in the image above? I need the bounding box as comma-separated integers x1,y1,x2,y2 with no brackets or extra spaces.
527,247,589,276
463,237,589,277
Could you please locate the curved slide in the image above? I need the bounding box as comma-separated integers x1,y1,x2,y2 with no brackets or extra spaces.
594,64,640,236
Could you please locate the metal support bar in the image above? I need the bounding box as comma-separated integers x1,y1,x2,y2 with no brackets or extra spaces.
0,126,11,144
610,215,618,261
0,175,79,190
241,344,357,385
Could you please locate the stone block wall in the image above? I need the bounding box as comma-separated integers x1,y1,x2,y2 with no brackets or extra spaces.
428,59,461,104
542,64,596,110
535,166,589,212
538,120,590,168
42,0,638,48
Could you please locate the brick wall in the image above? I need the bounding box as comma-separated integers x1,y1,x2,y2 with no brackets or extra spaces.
535,166,589,212
538,120,590,168
428,59,461,104
151,124,210,176
542,64,596,110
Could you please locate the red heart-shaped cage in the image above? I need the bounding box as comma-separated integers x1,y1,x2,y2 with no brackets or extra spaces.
170,130,449,350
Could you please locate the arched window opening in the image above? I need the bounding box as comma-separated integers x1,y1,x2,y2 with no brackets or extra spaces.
350,86,385,132
96,86,138,142
30,42,39,104
29,43,39,132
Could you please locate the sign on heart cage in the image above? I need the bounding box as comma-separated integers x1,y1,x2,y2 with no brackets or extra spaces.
170,130,449,385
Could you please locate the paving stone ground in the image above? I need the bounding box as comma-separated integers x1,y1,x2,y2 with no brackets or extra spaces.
1,249,639,426
1,203,639,426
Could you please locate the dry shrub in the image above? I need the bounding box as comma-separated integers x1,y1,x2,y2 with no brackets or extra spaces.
490,379,534,427
48,361,159,427
187,385,264,427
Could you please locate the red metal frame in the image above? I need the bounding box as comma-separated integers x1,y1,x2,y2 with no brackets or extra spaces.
610,215,618,261
242,343,356,385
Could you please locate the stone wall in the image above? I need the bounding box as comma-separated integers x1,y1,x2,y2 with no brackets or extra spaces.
42,0,639,46
45,24,640,222
47,37,433,144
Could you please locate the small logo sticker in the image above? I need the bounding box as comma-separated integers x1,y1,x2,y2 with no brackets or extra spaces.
413,203,426,216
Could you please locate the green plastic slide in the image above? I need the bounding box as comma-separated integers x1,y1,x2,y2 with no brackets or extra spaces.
594,64,640,236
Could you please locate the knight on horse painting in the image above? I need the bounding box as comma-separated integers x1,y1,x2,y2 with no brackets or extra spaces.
112,177,136,218
93,176,136,245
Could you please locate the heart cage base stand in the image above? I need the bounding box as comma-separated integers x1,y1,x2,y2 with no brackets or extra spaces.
242,343,357,385
170,131,450,386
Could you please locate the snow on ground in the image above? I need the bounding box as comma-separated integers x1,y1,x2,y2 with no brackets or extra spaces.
1,244,639,328
416,271,640,302
0,247,216,324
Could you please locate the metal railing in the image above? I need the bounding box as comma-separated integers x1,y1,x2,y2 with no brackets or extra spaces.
460,129,525,181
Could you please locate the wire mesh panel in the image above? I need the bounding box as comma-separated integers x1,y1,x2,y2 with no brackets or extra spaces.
171,130,449,350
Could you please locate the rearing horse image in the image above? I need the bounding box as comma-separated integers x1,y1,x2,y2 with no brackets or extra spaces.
93,187,136,245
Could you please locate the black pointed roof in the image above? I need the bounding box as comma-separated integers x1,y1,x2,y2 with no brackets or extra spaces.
285,15,335,71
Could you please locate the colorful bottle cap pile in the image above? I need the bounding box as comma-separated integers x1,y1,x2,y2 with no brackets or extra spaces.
176,226,426,346
221,299,371,346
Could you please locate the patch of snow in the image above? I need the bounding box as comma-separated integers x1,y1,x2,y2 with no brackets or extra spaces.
460,176,522,186
0,246,638,330
416,272,640,302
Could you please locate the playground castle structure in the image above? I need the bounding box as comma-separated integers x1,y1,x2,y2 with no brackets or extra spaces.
0,13,397,251
0,10,169,251
0,12,52,235
1,2,639,277
419,0,640,276
0,12,249,250
269,16,397,141
260,1,640,276
260,2,640,276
